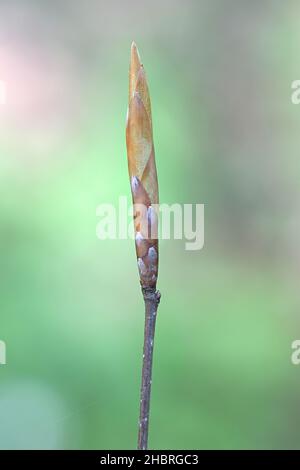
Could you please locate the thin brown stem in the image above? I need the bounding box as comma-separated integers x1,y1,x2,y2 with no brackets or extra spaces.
137,287,161,450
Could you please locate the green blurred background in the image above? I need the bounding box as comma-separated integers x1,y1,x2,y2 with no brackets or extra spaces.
0,0,300,450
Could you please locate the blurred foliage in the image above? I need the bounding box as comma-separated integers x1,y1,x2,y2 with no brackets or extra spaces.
0,0,300,449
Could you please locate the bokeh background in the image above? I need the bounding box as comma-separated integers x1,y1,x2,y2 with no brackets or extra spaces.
0,0,300,450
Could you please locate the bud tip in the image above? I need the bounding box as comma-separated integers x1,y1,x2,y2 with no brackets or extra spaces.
131,41,141,65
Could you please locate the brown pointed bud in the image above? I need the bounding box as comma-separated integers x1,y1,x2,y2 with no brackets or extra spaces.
131,176,151,207
129,42,142,103
126,42,159,288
